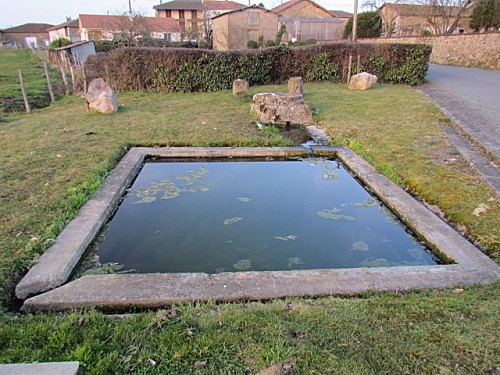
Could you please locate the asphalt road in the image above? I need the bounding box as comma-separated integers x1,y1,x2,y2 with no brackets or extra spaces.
420,64,500,160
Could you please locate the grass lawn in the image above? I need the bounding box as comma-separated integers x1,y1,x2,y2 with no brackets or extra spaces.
0,50,62,112
0,78,498,373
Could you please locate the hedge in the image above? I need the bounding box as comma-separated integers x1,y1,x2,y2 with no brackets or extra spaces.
84,43,432,92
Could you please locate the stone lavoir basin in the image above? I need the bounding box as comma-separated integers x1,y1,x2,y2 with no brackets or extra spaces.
16,147,499,311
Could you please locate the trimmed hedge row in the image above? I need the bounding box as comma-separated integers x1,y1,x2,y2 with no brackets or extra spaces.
85,43,431,92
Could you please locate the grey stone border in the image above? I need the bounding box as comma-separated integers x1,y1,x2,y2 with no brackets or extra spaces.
17,147,499,311
0,362,79,375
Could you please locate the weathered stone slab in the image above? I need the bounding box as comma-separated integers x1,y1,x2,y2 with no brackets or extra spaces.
15,149,146,300
348,72,378,91
21,265,497,312
232,79,249,96
85,78,118,114
0,362,79,375
288,77,303,94
251,93,313,125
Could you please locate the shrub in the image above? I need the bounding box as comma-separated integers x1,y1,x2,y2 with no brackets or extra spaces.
247,40,259,49
49,38,71,50
344,12,382,39
288,39,317,46
85,43,431,92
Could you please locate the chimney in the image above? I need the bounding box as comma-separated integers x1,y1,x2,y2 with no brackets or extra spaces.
66,17,71,22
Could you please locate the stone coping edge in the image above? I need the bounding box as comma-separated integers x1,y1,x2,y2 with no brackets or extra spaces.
18,146,499,311
15,147,311,300
0,362,79,375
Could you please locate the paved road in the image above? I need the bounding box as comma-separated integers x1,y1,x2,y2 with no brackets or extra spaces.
420,64,500,161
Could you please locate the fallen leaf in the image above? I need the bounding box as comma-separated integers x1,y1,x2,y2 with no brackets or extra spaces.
472,203,490,217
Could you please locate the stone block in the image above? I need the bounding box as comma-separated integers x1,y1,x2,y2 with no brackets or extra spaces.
251,93,313,125
85,78,118,114
232,79,249,96
348,72,378,91
288,77,303,94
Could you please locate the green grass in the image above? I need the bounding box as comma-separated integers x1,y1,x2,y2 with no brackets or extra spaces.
0,78,499,373
0,50,62,112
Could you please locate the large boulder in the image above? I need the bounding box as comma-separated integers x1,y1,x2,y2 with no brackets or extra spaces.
288,77,303,95
85,78,118,114
348,72,378,91
251,93,313,125
232,79,249,96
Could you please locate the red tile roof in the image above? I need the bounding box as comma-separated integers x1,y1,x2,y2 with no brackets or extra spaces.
47,19,80,31
272,0,333,17
2,23,53,33
79,14,180,32
154,0,246,12
329,10,352,18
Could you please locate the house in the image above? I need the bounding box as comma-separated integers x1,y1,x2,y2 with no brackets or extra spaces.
153,0,246,39
212,5,279,50
0,23,53,48
79,14,182,42
54,40,96,62
378,3,473,36
272,0,345,42
47,18,81,43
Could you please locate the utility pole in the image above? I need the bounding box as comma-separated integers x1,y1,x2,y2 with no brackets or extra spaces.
352,0,358,42
128,0,132,14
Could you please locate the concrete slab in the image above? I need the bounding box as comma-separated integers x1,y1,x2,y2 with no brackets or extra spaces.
0,362,79,375
18,146,499,311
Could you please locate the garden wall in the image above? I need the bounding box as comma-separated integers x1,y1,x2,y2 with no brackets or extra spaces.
84,43,431,92
360,32,500,70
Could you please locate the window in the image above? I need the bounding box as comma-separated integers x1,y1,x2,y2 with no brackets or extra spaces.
179,10,185,19
165,10,172,17
164,33,171,42
191,10,197,19
248,11,259,26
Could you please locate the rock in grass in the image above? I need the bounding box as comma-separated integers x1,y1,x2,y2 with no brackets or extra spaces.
288,76,303,95
85,78,118,114
232,79,249,96
348,72,378,91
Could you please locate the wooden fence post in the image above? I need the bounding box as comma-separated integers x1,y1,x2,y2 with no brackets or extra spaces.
60,65,71,95
43,62,56,102
347,55,353,84
18,69,31,113
82,62,88,94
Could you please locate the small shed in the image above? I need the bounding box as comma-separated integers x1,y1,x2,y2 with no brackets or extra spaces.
55,40,96,62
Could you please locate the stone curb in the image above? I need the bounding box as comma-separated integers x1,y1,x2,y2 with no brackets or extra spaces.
19,146,499,311
0,362,79,375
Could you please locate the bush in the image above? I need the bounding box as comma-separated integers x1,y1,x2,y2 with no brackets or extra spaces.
93,39,199,53
288,39,317,47
85,43,431,92
344,12,382,39
247,40,259,49
49,38,71,50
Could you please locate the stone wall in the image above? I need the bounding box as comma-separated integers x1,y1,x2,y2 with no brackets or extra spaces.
360,32,500,70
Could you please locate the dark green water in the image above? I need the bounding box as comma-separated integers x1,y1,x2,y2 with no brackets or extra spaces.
84,158,437,275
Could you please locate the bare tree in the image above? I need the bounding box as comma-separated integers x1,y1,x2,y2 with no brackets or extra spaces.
363,0,404,37
107,13,154,45
417,0,475,34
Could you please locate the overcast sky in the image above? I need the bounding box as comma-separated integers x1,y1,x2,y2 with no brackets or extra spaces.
0,0,359,29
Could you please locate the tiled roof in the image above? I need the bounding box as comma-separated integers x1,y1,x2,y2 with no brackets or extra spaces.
154,0,246,11
272,0,301,13
329,10,352,18
381,4,472,17
212,5,274,20
79,14,180,32
272,0,333,17
2,23,53,33
47,19,80,31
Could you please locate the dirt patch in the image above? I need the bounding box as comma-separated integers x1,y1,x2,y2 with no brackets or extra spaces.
413,135,478,177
